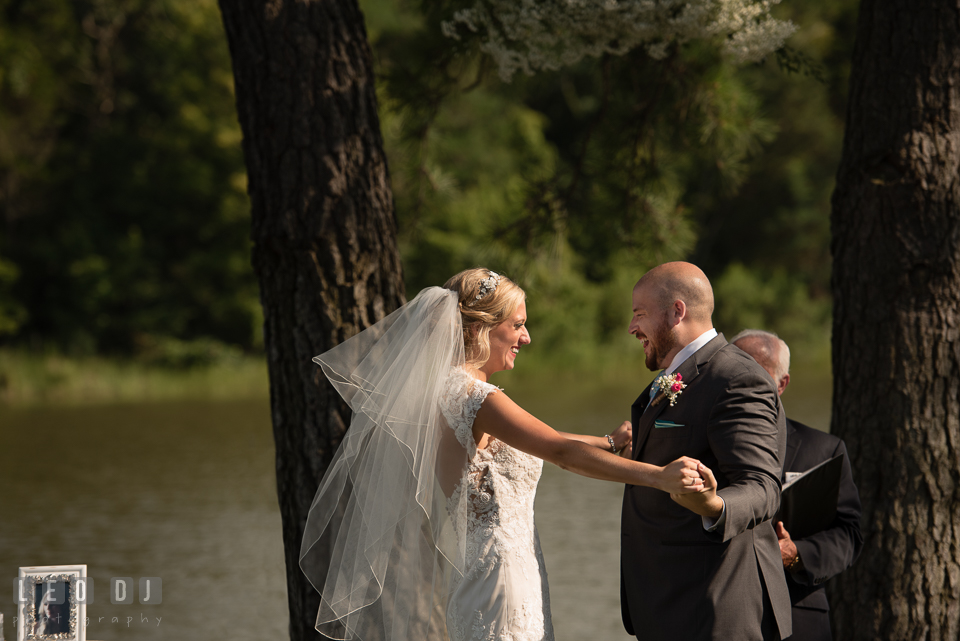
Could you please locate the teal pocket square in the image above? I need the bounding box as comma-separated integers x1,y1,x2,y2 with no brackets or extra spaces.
654,420,684,429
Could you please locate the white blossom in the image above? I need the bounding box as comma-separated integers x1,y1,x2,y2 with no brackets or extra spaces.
442,0,796,81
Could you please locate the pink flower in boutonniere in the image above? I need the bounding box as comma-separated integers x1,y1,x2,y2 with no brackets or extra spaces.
657,372,686,406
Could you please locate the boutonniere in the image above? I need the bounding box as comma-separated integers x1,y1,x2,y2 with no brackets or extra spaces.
652,372,686,407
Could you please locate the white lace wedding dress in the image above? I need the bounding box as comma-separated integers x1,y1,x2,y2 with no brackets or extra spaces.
439,367,555,641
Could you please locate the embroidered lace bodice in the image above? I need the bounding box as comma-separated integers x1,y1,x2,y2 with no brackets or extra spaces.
438,367,554,641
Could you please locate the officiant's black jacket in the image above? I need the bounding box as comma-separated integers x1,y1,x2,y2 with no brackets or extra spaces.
782,419,863,614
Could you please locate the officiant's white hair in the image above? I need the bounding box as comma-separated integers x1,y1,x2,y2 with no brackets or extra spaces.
444,267,525,369
731,329,790,380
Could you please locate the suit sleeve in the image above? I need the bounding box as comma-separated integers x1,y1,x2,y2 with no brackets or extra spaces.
791,439,863,585
706,368,785,543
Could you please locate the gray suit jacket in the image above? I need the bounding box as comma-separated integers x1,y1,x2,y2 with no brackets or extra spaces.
620,334,792,640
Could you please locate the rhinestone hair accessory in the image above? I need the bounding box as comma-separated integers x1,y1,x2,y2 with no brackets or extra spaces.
472,271,502,304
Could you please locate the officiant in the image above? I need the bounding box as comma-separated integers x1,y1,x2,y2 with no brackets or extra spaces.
732,330,863,641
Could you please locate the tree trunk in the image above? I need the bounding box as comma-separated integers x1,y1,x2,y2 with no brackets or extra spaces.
829,0,960,639
217,2,405,639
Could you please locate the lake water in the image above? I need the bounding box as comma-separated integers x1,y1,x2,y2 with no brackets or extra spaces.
0,368,830,641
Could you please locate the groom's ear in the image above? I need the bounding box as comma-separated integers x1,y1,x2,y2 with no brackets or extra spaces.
670,299,687,325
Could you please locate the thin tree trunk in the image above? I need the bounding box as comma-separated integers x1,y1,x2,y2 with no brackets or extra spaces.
830,0,960,638
217,2,405,639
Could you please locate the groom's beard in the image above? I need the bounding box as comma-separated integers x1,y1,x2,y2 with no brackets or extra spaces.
646,319,681,371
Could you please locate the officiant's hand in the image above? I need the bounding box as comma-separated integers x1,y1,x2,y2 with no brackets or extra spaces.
669,462,723,518
775,522,799,568
656,456,704,494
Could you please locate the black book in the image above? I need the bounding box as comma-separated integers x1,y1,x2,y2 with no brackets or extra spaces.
775,453,844,540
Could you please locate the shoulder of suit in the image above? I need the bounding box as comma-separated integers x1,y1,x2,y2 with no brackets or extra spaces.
712,342,779,387
788,418,844,448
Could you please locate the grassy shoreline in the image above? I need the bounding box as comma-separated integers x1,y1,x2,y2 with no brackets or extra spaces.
0,349,270,406
0,338,831,407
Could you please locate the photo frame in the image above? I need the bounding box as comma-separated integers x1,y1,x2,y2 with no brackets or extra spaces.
16,566,86,641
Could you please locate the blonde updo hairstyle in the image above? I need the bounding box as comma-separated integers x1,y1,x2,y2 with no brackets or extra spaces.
444,268,526,369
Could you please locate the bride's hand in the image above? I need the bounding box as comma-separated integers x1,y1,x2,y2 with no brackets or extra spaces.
610,420,632,455
657,456,703,493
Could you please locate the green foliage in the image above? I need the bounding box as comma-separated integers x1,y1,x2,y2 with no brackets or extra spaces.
0,0,256,355
369,0,853,363
0,256,26,334
0,0,859,374
713,262,830,345
688,0,858,349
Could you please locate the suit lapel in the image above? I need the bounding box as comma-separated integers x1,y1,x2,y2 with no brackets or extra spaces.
635,360,696,456
633,334,728,460
631,384,653,459
783,419,800,477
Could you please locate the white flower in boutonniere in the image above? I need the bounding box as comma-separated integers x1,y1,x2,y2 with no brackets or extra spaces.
656,373,686,407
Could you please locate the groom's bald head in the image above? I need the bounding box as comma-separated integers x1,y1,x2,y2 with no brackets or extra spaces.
634,262,714,324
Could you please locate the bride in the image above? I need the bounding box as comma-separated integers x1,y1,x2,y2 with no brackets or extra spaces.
299,268,716,641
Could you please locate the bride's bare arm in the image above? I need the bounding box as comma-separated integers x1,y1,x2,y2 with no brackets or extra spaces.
474,391,701,493
556,420,631,453
556,432,605,448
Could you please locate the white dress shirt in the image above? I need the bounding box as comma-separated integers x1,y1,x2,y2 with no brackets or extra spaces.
663,328,717,376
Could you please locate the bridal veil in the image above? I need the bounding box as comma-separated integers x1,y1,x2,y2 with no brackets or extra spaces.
300,287,472,640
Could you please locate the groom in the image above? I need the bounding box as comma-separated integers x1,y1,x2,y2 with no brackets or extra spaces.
620,262,792,640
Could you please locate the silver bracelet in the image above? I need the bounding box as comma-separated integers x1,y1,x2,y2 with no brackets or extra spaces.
605,434,618,453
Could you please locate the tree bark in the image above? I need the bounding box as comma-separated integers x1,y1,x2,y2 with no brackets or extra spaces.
830,0,960,639
217,2,405,639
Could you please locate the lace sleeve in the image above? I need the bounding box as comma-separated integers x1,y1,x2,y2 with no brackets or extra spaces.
439,368,500,450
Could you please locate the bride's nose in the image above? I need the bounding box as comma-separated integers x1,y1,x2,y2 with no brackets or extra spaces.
520,327,531,345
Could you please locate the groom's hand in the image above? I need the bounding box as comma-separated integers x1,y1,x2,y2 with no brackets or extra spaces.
670,462,724,518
